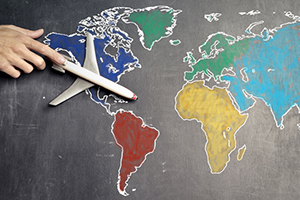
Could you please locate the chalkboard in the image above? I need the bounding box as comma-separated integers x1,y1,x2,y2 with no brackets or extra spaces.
1,0,300,199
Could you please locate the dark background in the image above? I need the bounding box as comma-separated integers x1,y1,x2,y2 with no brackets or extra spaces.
1,0,300,199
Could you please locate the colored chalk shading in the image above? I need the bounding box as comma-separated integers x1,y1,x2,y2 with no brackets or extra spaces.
184,32,251,81
46,32,138,83
45,6,181,196
175,81,248,173
183,22,300,129
183,52,196,64
223,23,300,128
237,145,246,161
125,6,181,50
112,110,159,196
169,39,181,46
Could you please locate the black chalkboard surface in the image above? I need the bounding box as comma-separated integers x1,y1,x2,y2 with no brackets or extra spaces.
1,0,300,199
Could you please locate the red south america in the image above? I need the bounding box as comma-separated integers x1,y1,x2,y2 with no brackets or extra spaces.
112,110,159,196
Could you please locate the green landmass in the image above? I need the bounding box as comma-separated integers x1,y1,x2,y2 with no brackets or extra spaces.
128,8,176,50
170,39,181,46
183,52,196,64
184,33,251,81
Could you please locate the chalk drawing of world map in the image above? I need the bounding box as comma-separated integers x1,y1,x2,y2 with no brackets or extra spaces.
45,6,180,196
175,11,300,174
45,4,300,196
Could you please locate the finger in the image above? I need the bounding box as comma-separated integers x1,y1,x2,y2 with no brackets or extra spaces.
21,49,46,70
6,53,34,74
0,64,21,78
13,58,34,74
4,25,66,65
4,67,21,78
5,40,46,70
26,39,66,65
26,28,44,39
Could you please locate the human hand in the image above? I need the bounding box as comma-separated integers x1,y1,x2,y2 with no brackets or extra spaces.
0,25,66,78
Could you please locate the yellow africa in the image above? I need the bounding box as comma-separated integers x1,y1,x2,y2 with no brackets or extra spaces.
175,81,248,173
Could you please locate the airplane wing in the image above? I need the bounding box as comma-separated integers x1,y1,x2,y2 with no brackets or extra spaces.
49,32,100,106
49,78,94,106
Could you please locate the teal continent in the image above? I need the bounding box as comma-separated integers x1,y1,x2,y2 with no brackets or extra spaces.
222,23,300,128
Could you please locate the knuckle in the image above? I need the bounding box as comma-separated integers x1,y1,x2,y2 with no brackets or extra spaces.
0,62,8,71
39,44,47,53
10,45,23,54
4,53,15,63
16,34,27,43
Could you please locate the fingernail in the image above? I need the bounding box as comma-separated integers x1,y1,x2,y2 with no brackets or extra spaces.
58,56,66,64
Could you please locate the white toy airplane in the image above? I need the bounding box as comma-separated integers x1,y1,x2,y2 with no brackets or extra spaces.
49,32,137,106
